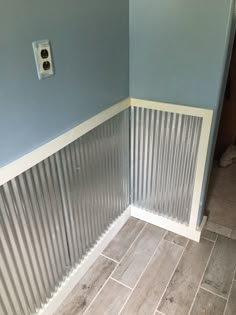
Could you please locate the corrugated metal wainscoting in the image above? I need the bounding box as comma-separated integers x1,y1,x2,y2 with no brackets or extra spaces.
130,106,202,224
0,110,130,315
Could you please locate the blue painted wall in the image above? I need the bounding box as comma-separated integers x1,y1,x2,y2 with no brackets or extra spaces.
130,0,234,108
0,0,129,167
198,4,236,223
130,0,235,224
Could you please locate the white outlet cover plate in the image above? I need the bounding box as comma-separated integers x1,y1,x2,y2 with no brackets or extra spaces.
32,39,54,80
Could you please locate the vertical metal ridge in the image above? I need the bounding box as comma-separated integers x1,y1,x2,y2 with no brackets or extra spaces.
0,110,129,315
131,107,202,224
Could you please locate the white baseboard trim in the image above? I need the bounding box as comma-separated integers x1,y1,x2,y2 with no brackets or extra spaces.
130,206,206,242
37,207,131,315
0,98,130,186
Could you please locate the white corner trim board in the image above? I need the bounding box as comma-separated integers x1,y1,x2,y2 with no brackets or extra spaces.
130,206,207,242
189,108,213,229
0,98,130,186
130,98,213,119
38,207,131,315
130,98,213,231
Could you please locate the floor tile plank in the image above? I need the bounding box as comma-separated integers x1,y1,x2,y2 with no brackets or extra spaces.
103,217,145,261
208,173,236,203
112,224,165,287
54,256,116,315
201,236,236,298
85,279,130,315
201,229,217,242
164,231,188,247
190,288,226,315
205,221,232,238
158,238,213,315
120,240,183,315
225,281,236,315
206,197,236,229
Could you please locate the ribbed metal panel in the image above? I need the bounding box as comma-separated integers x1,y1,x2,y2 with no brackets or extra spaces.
0,159,70,315
0,110,129,315
131,106,202,224
54,109,130,267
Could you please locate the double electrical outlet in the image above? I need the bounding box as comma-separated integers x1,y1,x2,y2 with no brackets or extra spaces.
32,40,54,80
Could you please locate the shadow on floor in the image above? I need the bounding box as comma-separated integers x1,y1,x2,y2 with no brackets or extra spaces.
206,162,236,239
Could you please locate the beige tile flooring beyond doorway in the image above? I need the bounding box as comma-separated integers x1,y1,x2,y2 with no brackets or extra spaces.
55,218,236,315
206,163,236,239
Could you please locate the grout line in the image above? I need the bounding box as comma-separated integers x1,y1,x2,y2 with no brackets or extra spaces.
82,222,147,315
163,238,189,249
116,230,169,315
199,286,227,300
153,239,190,315
82,267,116,315
113,221,148,263
201,236,216,243
187,234,218,315
105,221,147,263
201,237,216,243
223,265,236,315
100,253,119,264
205,222,233,239
110,277,133,290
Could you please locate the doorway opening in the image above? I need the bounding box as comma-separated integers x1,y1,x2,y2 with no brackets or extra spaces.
205,36,236,239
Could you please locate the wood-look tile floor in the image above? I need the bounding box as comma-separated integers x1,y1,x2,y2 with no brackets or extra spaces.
55,218,236,315
206,163,236,239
